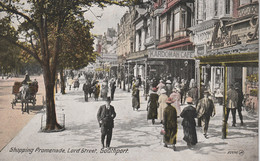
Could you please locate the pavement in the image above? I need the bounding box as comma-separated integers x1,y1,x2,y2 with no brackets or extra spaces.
0,79,258,161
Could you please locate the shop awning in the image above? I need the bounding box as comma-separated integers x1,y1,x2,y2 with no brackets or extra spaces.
196,52,258,67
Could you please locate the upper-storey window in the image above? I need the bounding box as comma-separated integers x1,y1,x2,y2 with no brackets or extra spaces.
203,0,206,20
214,0,218,16
226,0,231,14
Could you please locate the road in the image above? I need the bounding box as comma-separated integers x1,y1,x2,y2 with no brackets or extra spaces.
0,76,258,161
0,75,45,151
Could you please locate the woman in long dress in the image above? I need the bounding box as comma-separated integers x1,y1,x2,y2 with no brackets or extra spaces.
147,87,159,124
163,97,178,151
132,84,140,110
158,89,168,124
170,88,181,117
180,97,198,148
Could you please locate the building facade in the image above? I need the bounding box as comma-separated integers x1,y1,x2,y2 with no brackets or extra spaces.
189,0,258,138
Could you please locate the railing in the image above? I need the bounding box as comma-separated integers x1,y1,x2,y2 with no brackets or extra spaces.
238,2,259,17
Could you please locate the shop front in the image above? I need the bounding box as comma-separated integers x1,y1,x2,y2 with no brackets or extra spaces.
196,12,259,138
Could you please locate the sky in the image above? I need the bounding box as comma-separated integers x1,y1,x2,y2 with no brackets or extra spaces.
85,5,129,36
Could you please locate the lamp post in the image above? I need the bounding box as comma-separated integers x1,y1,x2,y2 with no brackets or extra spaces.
127,62,130,92
184,60,188,80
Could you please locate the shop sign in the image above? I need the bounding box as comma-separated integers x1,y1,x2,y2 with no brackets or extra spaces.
148,50,194,59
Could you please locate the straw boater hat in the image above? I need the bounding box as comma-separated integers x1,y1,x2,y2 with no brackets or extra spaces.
203,90,210,95
166,80,171,84
186,97,193,103
160,88,166,94
166,97,173,104
172,88,177,92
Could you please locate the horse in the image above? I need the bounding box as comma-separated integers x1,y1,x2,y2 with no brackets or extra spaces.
20,85,30,114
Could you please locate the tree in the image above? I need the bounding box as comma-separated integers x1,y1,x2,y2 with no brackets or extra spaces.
57,16,99,94
0,0,142,131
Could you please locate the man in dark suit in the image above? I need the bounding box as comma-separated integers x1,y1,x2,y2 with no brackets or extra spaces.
97,97,116,148
196,91,216,139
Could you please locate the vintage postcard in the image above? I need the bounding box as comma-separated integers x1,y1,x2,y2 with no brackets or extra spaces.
0,0,258,161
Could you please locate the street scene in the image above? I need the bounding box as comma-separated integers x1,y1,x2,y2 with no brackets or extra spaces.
0,76,258,161
0,0,259,161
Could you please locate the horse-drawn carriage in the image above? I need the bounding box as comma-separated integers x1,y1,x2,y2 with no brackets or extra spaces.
11,81,38,114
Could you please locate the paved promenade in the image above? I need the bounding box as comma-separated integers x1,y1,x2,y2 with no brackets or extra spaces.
0,85,258,161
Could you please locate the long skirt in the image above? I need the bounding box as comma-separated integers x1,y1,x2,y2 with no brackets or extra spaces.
147,106,158,120
132,96,140,109
164,127,177,145
183,126,197,145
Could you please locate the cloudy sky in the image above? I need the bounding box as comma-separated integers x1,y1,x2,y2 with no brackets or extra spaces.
85,5,128,36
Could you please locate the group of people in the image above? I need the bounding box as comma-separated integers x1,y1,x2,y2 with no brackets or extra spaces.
95,75,244,150
83,77,116,102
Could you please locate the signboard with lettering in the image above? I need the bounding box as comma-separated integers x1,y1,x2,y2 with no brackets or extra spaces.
148,50,194,59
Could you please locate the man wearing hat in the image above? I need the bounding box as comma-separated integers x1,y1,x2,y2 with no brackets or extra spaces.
97,97,116,148
196,91,216,139
226,84,238,127
235,82,244,125
165,80,172,97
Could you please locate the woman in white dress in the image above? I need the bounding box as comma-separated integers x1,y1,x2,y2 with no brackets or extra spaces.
158,89,168,124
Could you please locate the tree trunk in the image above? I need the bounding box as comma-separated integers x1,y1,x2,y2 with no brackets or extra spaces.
60,69,66,94
43,66,62,131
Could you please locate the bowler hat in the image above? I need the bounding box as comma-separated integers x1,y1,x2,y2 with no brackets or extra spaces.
106,97,111,102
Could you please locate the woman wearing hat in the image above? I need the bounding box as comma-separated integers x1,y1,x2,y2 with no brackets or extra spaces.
132,84,140,111
170,88,181,117
147,87,159,124
163,97,178,151
180,97,198,148
158,89,168,124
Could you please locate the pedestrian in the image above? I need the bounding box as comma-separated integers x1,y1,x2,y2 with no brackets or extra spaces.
158,88,168,124
226,84,238,127
188,83,198,106
156,80,165,95
101,79,108,100
169,88,181,117
110,78,116,101
180,97,198,148
165,80,172,97
132,84,140,111
97,97,116,148
235,82,244,126
147,87,159,124
83,80,91,102
196,91,216,139
73,78,80,90
94,81,100,101
163,97,178,151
